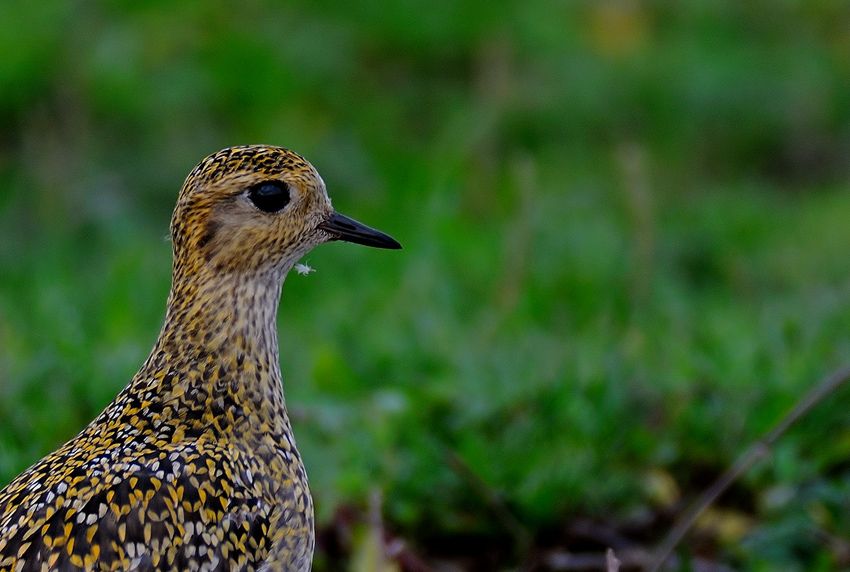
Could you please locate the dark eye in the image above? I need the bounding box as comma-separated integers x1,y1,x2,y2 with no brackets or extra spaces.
247,181,290,213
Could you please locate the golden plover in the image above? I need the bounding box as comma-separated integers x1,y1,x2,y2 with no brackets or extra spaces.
0,145,401,572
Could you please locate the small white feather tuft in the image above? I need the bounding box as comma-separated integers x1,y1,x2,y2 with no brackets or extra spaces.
294,263,315,276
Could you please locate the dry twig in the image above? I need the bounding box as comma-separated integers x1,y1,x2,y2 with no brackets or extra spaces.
647,364,850,571
545,548,734,572
443,447,533,552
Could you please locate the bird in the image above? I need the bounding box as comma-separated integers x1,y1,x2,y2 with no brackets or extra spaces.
0,145,401,572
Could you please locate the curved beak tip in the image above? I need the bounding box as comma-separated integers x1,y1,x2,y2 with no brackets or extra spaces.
318,212,402,250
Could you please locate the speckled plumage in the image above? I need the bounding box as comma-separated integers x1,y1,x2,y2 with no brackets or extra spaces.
0,146,400,572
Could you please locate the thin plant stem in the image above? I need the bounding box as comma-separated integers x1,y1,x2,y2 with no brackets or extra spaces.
647,364,850,572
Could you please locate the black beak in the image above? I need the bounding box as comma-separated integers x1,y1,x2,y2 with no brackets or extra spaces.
318,212,402,249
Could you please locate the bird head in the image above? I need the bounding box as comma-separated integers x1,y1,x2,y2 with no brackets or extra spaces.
170,145,400,280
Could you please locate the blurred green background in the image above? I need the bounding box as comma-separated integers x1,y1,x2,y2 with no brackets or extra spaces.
2,1,850,570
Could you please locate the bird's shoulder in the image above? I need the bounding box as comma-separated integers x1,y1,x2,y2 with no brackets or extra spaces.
0,438,275,572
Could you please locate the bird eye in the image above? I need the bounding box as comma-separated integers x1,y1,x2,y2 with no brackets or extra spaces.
247,182,290,213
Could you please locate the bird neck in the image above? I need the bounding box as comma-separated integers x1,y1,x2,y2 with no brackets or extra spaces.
146,267,293,439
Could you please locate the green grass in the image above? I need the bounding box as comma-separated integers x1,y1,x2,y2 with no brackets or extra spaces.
2,1,850,570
